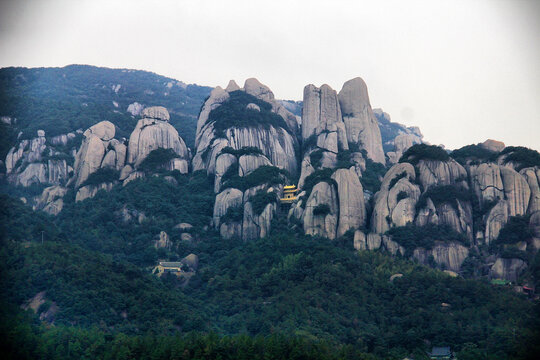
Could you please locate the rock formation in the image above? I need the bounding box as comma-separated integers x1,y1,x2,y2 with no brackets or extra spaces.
127,107,189,169
338,78,385,164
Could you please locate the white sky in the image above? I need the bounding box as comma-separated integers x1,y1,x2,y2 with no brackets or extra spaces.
0,0,539,151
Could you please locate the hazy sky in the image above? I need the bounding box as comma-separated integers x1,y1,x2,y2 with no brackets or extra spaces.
1,0,539,151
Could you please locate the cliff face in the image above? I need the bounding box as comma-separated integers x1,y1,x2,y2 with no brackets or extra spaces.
5,130,72,187
195,79,298,240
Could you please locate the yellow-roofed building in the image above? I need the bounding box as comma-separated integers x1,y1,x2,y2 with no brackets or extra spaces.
280,185,298,204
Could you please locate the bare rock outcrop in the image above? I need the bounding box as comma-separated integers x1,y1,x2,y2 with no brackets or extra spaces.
331,168,366,237
33,186,68,215
480,139,505,153
303,182,339,239
417,159,468,190
127,107,189,169
193,80,298,178
338,77,385,164
371,163,421,233
75,182,114,202
520,167,540,214
413,242,469,272
5,130,70,187
490,258,526,282
72,132,107,187
302,84,348,152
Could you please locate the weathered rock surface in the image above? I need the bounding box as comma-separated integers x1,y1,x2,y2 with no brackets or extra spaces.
302,84,348,152
417,159,468,190
413,242,469,272
5,130,71,187
490,258,526,282
34,186,68,215
480,139,505,153
141,106,170,121
520,167,540,214
72,125,109,187
338,77,385,164
154,231,171,250
83,121,115,141
76,182,114,202
303,182,339,239
371,164,421,233
238,154,271,177
127,107,189,168
213,188,243,229
331,168,366,237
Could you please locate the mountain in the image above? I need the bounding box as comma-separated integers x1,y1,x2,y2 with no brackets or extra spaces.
1,65,539,359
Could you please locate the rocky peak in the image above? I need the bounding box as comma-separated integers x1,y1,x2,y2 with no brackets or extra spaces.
480,139,505,153
225,80,241,92
338,77,385,164
141,106,170,122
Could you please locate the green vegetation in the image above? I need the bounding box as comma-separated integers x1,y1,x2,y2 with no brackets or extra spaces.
57,171,215,265
79,167,120,187
309,149,324,168
500,146,540,171
416,185,471,211
313,203,331,216
399,144,450,165
222,165,288,192
299,168,337,208
387,224,469,254
388,171,407,189
495,215,533,245
138,148,180,172
450,144,497,165
336,150,355,169
0,65,211,147
396,191,408,202
220,146,263,157
302,134,318,152
1,186,539,359
221,205,244,223
250,190,277,215
360,157,387,193
206,91,290,137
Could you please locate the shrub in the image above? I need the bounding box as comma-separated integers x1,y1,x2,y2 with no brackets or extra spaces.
450,144,498,165
222,165,288,192
336,150,354,169
389,171,407,189
396,191,408,202
250,190,277,215
416,184,471,211
299,168,337,208
499,146,540,171
220,146,263,157
80,167,119,187
387,224,469,254
302,134,318,152
206,90,290,136
496,215,533,245
221,205,244,223
399,144,449,165
360,158,387,193
138,148,179,172
309,149,324,169
313,203,331,216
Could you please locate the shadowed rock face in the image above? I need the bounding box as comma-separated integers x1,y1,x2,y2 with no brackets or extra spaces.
413,242,469,272
338,77,385,164
490,258,526,282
